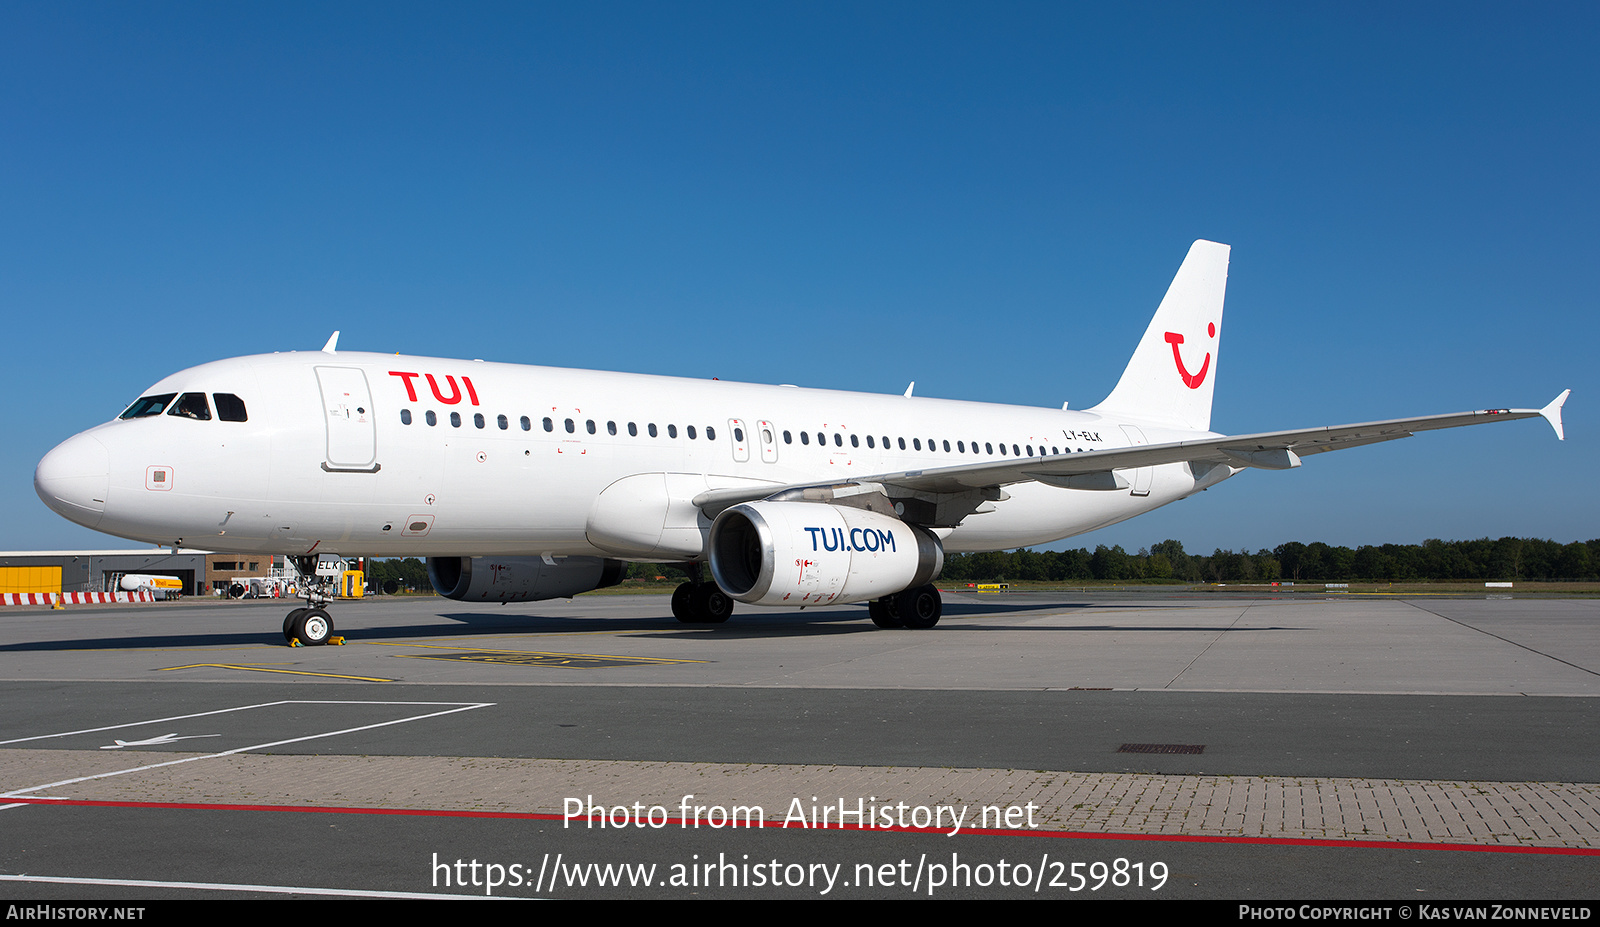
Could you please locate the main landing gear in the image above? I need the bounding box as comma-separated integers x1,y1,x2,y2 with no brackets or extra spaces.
666,567,942,629
671,564,733,624
672,580,734,624
867,584,943,630
280,555,343,646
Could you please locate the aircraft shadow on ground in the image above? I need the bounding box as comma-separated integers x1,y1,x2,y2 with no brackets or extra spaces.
0,600,1293,650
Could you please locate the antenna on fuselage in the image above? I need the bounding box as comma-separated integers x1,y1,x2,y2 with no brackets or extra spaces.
321,331,340,354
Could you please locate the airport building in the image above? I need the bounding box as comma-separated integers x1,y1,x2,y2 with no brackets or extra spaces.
0,549,282,597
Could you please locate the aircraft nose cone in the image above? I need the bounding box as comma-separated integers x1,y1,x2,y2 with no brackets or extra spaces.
35,432,110,529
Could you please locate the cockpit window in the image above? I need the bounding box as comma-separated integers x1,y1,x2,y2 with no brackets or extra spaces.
213,393,248,422
119,393,176,419
166,392,212,421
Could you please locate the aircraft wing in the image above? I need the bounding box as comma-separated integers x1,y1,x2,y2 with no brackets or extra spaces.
693,391,1568,513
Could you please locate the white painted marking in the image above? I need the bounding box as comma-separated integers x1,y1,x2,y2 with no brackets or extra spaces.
0,699,486,745
102,733,223,749
0,700,494,802
0,872,510,899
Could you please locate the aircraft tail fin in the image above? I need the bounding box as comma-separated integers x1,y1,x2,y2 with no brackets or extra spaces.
1089,240,1230,432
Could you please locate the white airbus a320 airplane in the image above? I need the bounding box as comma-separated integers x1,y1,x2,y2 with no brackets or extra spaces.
35,241,1568,644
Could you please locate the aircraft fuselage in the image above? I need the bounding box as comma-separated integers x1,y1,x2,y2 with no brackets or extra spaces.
35,350,1226,560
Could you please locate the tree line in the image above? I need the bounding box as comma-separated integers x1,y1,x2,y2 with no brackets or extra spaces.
941,537,1599,584
364,536,1600,593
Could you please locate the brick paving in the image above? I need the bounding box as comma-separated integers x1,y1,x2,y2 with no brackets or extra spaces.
3,748,1596,849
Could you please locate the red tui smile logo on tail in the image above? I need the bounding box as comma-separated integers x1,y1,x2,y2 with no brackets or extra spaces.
1164,322,1215,389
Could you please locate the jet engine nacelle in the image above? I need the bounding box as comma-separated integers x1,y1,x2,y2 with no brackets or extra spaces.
426,555,627,602
708,501,943,606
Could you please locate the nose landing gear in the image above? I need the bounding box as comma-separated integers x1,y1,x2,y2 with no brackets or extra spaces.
281,555,346,646
284,607,335,646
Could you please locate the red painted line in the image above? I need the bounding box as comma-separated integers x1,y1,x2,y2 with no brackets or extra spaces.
9,797,1597,856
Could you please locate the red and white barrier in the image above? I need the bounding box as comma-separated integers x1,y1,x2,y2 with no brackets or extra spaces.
1,591,157,605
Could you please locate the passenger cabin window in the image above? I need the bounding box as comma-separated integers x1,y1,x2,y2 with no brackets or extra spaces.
213,393,248,422
426,411,438,426
167,392,211,421
400,410,412,425
120,394,176,419
450,412,462,428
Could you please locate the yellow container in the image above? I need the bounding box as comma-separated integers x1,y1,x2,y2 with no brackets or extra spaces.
0,566,62,594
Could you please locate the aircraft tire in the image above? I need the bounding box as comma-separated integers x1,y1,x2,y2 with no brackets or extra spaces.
896,585,942,629
694,583,733,624
294,608,334,646
283,607,308,643
671,582,696,623
868,598,903,629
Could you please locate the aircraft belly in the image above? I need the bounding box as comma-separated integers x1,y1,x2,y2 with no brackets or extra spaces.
943,463,1202,553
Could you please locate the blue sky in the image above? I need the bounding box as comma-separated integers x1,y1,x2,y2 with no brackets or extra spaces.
3,2,1595,555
